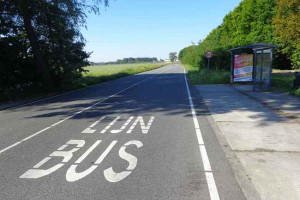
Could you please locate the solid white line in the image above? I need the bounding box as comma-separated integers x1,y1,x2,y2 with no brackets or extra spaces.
183,67,220,200
0,66,172,156
199,145,212,171
205,172,220,200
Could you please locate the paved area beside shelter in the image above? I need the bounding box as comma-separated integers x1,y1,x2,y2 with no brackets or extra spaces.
196,84,300,200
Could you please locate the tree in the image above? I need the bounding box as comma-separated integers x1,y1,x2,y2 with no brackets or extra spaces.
169,52,177,64
178,0,296,70
273,0,300,69
0,0,109,95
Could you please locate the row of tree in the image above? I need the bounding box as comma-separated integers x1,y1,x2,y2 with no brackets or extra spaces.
179,0,299,70
89,57,160,65
0,0,108,99
116,57,158,64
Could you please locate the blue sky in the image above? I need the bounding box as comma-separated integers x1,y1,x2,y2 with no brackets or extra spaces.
82,0,241,62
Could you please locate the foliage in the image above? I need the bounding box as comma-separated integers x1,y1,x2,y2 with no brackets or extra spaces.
273,0,300,69
183,64,230,85
179,0,299,70
0,0,109,98
115,57,158,64
169,52,177,63
272,73,300,97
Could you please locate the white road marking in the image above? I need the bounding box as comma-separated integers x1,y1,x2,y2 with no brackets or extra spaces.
33,157,51,169
205,172,220,200
110,116,134,133
66,140,117,182
82,116,106,134
126,116,155,134
95,140,117,164
183,67,220,200
104,140,143,183
100,116,121,133
75,140,101,164
20,140,85,179
199,145,212,171
0,66,171,156
0,142,21,154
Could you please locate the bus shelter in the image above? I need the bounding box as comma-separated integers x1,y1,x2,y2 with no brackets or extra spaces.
228,43,277,91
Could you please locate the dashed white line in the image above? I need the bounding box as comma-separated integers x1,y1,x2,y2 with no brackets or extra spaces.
0,66,172,156
183,67,220,200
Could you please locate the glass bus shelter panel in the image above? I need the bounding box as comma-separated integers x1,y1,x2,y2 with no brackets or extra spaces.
254,49,271,91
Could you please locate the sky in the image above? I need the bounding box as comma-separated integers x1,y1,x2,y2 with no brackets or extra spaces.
82,0,242,62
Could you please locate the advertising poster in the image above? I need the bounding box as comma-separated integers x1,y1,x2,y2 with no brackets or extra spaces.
234,54,253,82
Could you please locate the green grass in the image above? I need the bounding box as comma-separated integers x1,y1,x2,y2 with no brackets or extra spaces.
183,64,230,84
183,64,300,98
272,74,300,97
81,62,168,87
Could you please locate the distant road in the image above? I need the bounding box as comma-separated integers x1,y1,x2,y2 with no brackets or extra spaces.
0,65,245,200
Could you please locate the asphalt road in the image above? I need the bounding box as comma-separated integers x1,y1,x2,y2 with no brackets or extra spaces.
0,65,245,200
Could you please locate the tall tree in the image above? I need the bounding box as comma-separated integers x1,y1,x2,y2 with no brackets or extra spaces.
169,52,177,64
0,0,109,93
273,0,300,69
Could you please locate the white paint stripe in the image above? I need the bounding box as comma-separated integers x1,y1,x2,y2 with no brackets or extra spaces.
110,116,134,133
90,116,106,128
75,140,101,164
0,142,21,154
33,157,51,168
100,116,121,133
95,140,117,164
51,119,67,127
205,172,220,200
0,66,172,156
21,127,51,142
183,67,220,200
195,128,204,145
199,145,212,172
57,144,68,151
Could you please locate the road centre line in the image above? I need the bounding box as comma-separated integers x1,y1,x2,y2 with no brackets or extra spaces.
183,67,220,200
0,66,172,156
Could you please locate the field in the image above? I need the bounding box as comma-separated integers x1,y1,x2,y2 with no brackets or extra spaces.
81,62,168,87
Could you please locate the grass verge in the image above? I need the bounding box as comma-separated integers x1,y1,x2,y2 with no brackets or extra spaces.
183,64,230,84
81,63,168,87
272,73,300,97
183,64,300,98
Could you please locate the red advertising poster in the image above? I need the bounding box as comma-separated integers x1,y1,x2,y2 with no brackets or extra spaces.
234,54,253,82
